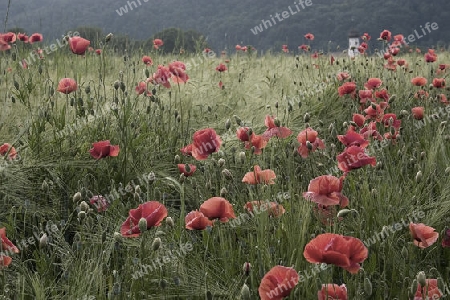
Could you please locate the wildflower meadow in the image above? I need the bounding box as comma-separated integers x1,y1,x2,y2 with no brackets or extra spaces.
1,29,450,300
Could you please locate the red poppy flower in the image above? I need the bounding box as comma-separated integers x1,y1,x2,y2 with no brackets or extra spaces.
142,55,153,66
382,113,401,129
168,61,189,83
0,143,17,160
89,140,120,159
245,133,269,154
358,90,373,103
178,164,196,176
414,279,443,300
411,107,424,120
135,81,147,95
0,38,11,51
297,127,325,158
28,33,43,44
375,89,389,102
318,284,348,300
411,77,427,86
242,165,276,185
303,175,349,207
95,49,102,55
0,227,20,254
338,82,356,97
337,128,369,148
361,33,371,41
304,33,314,40
69,36,90,55
153,38,163,49
235,45,242,51
200,197,236,222
190,128,222,160
304,233,368,274
390,46,400,56
409,223,439,248
359,121,383,141
258,265,299,300
236,127,252,142
352,114,365,127
337,146,376,173
364,78,382,90
120,201,168,237
185,210,214,230
0,255,13,269
0,32,16,44
439,94,449,105
442,228,450,248
414,90,429,99
364,102,388,122
215,63,227,72
244,201,285,217
384,57,397,71
336,72,350,81
397,59,407,66
379,30,391,41
262,115,293,139
57,78,78,94
89,195,110,212
17,33,28,43
180,144,193,156
149,65,172,88
432,78,445,88
298,44,310,52
425,49,437,62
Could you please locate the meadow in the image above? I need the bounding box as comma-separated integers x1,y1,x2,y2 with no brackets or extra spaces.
1,33,450,299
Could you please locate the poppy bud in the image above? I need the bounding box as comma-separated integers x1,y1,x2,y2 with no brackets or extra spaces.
105,33,113,42
274,118,281,127
275,102,279,108
440,121,447,129
337,209,352,218
166,217,174,228
39,233,48,248
135,185,141,194
415,170,422,183
41,180,49,191
225,118,231,130
411,279,418,296
78,211,86,220
416,271,427,287
218,158,225,167
120,81,126,92
389,94,396,102
238,151,246,164
364,277,372,296
222,169,233,180
113,232,122,242
220,187,228,197
113,80,120,90
184,164,191,173
401,245,408,258
152,237,161,251
234,115,242,126
242,262,252,276
138,218,148,233
240,283,251,300
80,201,89,212
147,172,156,184
371,188,377,197
160,279,167,289
73,192,82,203
179,173,186,183
304,113,310,123
342,121,348,128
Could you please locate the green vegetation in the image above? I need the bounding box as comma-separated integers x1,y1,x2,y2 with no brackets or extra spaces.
1,34,450,299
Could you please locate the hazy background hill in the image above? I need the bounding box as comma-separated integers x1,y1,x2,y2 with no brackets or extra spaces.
1,0,449,53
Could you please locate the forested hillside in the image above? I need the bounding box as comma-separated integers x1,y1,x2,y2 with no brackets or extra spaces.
1,0,449,52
